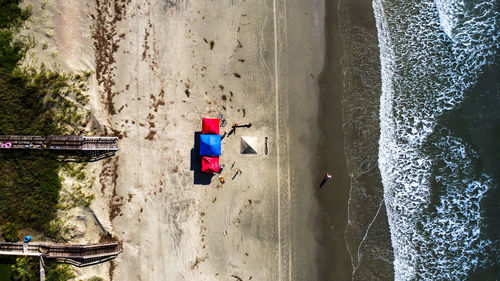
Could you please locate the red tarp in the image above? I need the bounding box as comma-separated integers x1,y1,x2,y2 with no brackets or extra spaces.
201,156,219,173
202,118,220,135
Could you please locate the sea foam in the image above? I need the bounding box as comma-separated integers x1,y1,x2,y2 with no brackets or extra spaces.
373,0,499,279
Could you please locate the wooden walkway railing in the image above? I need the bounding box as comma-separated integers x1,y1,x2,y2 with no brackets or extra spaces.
0,135,118,151
0,242,121,267
0,135,118,161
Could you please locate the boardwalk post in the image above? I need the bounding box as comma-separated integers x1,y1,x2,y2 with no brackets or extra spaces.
39,256,45,281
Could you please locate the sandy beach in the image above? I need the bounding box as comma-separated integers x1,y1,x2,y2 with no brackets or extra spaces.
29,0,329,280
5,0,498,279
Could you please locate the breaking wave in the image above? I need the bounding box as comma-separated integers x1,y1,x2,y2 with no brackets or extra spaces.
373,0,499,279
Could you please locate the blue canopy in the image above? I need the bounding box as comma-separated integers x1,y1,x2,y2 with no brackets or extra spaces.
200,134,221,156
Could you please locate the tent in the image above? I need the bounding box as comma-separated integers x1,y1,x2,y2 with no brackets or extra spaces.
201,156,219,173
200,134,221,156
202,118,220,135
240,136,259,154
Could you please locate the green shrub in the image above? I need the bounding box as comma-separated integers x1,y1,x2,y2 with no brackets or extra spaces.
41,219,63,241
0,1,32,71
0,151,62,232
45,262,75,281
88,277,104,281
1,222,19,242
11,257,37,281
0,0,91,238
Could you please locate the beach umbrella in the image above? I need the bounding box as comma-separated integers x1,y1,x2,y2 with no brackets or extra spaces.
201,156,220,173
202,118,220,135
200,134,221,156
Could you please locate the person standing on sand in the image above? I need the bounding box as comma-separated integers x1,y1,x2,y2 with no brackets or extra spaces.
319,173,332,188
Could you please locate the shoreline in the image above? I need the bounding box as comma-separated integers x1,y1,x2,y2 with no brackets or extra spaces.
323,0,394,280
316,0,353,279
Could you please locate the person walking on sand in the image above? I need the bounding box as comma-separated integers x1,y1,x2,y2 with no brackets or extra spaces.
319,173,332,188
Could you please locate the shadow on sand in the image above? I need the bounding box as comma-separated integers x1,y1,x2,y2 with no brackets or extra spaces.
190,132,214,185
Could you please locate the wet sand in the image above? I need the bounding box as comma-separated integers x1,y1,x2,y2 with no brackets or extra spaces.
317,0,394,280
316,0,352,279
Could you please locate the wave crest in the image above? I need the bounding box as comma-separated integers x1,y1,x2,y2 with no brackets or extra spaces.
373,0,499,279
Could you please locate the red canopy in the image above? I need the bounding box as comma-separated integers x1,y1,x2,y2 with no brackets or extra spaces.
202,118,220,135
201,156,219,173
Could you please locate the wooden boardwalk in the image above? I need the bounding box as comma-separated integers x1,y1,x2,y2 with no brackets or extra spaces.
0,135,118,161
0,135,118,151
0,242,121,267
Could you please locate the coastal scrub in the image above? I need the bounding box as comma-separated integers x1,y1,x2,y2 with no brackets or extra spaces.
0,0,90,236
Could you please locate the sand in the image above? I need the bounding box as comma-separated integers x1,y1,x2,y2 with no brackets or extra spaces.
25,0,330,280
315,1,394,280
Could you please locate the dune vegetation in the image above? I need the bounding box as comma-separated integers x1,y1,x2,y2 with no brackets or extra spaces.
0,1,92,279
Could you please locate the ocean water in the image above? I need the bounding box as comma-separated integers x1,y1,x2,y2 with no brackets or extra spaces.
373,0,499,280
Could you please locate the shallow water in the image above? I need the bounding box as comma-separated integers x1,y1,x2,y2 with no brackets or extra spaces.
336,0,394,280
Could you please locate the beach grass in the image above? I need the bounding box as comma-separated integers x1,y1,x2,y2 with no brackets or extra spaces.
0,0,89,238
0,1,95,278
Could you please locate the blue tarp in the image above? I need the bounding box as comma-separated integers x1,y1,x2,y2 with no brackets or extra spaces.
200,134,221,156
